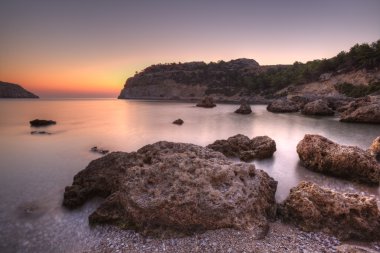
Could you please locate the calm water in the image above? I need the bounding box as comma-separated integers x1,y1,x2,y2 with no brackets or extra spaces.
0,99,379,252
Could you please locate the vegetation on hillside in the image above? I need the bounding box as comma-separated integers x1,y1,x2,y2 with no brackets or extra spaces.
335,82,380,98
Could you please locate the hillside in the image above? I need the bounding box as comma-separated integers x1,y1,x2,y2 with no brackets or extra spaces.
118,41,380,102
0,81,39,98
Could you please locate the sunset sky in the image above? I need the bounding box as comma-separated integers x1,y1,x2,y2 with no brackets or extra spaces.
1,0,380,98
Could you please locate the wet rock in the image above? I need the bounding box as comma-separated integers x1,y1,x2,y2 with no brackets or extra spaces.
207,134,276,162
297,134,380,185
280,181,380,240
336,244,380,253
29,119,56,127
30,131,51,135
234,100,252,114
340,97,380,124
63,141,277,236
91,146,109,155
172,119,184,125
196,96,216,108
301,99,334,116
267,99,300,113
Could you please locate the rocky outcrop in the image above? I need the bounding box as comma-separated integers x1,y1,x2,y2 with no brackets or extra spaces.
90,146,109,155
279,181,380,240
296,134,380,185
172,119,184,125
369,136,380,159
207,134,276,162
301,99,334,116
267,99,300,113
29,119,56,127
196,96,216,108
339,96,380,123
234,99,252,114
0,81,39,98
63,141,277,236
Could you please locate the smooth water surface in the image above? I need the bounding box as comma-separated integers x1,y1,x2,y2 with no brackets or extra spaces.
0,99,379,252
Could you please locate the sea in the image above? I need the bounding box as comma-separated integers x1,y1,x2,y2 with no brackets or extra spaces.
0,98,379,252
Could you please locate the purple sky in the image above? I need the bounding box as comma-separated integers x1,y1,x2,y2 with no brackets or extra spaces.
1,0,379,97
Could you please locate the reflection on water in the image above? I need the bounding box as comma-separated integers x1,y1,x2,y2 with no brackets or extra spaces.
0,99,379,252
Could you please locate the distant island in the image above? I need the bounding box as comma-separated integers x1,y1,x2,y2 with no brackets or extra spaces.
0,81,39,98
118,40,380,103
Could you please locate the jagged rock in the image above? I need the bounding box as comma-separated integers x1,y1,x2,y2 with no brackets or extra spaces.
297,134,380,185
0,81,39,98
234,100,252,114
29,119,56,127
63,141,277,236
196,96,216,108
340,96,380,123
336,244,380,253
288,95,316,108
172,119,184,125
207,134,276,162
369,136,380,159
267,99,300,113
301,99,334,116
280,181,380,240
90,146,109,155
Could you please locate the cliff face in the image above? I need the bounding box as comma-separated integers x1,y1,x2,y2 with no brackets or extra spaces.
0,81,39,98
118,59,271,102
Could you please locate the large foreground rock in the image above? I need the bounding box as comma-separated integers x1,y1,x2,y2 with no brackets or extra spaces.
234,99,252,114
196,96,216,108
301,99,334,116
207,134,276,162
297,134,380,185
267,99,300,113
340,96,380,124
280,181,380,240
63,141,277,236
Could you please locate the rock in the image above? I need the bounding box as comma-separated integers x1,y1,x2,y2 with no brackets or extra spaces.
288,95,316,108
29,119,56,127
280,181,380,240
172,119,184,125
297,134,380,185
267,99,300,113
30,131,51,135
319,73,333,82
369,136,380,159
0,81,39,98
234,99,252,114
301,99,334,116
207,134,276,162
196,96,216,108
336,244,380,253
340,97,380,124
91,146,109,155
63,141,277,236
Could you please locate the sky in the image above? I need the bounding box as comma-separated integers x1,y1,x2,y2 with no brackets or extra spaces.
0,0,379,98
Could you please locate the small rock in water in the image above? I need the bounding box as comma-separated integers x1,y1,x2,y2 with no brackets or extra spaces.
31,131,51,135
30,119,56,127
91,146,109,155
172,119,184,125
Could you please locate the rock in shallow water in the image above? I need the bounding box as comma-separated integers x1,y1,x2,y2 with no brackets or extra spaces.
280,181,380,241
339,96,380,124
63,141,277,236
172,119,184,125
207,134,276,162
301,99,334,116
29,119,56,127
234,100,252,114
297,134,380,185
196,96,216,108
267,99,300,113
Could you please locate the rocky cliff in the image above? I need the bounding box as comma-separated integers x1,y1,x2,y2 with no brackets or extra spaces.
0,81,39,98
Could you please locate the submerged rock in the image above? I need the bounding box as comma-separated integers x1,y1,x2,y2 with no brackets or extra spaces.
207,134,276,162
280,181,380,240
234,99,252,114
301,99,334,116
172,119,184,125
29,119,56,127
63,141,277,236
196,96,216,108
267,99,300,113
340,96,380,124
297,134,380,185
